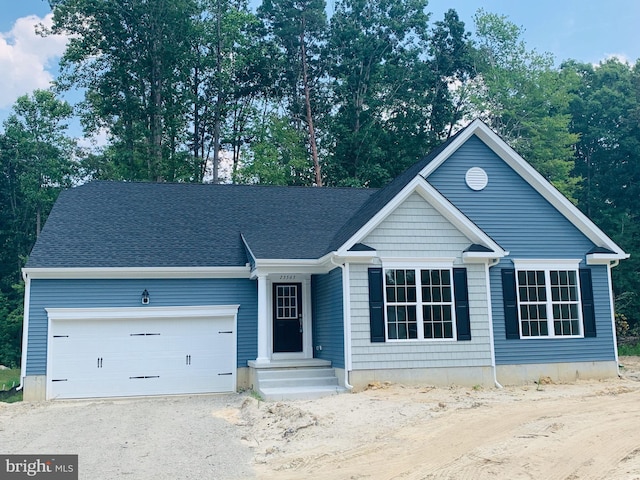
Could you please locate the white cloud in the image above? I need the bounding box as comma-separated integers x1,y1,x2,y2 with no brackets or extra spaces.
603,53,633,65
0,13,69,109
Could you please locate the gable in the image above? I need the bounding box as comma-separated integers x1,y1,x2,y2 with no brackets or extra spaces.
427,135,595,258
362,191,471,259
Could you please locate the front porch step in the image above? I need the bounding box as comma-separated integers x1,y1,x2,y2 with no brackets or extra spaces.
252,364,347,401
259,385,347,401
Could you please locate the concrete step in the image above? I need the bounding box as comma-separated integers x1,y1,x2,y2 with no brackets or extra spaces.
259,385,348,401
258,375,339,389
256,367,337,380
254,365,347,401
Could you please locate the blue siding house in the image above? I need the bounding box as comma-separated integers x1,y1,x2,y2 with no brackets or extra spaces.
21,120,628,401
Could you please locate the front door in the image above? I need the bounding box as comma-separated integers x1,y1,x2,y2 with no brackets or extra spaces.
273,283,303,353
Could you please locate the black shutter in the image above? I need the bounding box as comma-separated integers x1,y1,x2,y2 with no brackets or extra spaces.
368,268,386,342
453,268,471,341
502,268,520,339
580,268,596,337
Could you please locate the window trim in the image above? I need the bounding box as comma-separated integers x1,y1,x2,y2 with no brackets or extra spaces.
512,259,584,339
382,261,457,342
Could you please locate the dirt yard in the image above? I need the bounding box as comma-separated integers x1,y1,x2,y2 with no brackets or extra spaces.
2,358,640,479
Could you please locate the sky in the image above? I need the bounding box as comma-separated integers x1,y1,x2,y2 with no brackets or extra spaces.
0,0,639,139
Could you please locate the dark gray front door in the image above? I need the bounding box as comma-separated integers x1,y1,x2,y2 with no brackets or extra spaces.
273,283,303,353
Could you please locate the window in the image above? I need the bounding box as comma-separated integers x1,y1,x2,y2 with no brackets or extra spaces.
515,265,582,338
384,268,455,340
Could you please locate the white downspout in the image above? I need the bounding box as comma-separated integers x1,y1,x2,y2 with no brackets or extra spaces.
607,261,621,376
486,259,503,389
17,271,31,391
331,257,353,391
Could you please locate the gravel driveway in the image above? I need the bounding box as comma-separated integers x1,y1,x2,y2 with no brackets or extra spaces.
0,393,255,479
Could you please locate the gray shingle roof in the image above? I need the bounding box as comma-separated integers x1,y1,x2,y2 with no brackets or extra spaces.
27,124,476,270
26,182,376,268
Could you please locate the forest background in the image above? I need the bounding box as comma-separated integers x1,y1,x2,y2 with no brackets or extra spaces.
0,0,638,367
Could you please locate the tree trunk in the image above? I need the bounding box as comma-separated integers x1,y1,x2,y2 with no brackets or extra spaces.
212,0,223,184
299,23,322,187
149,4,164,182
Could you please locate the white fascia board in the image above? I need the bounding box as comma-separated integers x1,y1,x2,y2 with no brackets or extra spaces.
46,304,240,321
586,253,630,265
251,255,337,277
336,175,506,257
512,258,582,269
22,266,251,280
422,120,627,257
462,251,509,264
334,251,379,264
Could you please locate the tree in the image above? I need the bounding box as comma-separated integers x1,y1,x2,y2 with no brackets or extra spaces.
258,0,327,186
234,114,311,185
470,10,579,200
0,90,77,367
325,2,476,187
563,58,640,325
48,0,199,181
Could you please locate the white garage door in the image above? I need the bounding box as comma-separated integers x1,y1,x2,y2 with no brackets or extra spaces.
46,306,238,400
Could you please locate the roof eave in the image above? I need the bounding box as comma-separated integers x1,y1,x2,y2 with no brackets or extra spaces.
22,266,251,280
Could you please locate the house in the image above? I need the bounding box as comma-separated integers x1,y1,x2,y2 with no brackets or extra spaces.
20,120,629,401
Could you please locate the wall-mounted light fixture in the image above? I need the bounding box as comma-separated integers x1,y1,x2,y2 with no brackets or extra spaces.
141,289,150,305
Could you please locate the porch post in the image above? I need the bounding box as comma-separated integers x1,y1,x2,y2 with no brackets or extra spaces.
256,274,269,364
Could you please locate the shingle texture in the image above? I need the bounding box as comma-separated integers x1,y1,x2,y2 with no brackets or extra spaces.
27,124,476,269
26,182,376,268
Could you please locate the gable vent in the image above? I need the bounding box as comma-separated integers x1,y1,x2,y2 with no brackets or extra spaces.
465,167,488,191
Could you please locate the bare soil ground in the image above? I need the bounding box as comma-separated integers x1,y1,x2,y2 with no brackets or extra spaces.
2,358,640,479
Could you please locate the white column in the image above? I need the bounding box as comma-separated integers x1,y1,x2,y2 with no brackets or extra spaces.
255,274,270,364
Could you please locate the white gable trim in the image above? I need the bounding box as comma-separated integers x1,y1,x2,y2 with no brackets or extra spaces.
335,175,507,258
421,119,628,259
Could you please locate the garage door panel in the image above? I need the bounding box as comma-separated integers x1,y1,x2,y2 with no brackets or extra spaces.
48,310,237,399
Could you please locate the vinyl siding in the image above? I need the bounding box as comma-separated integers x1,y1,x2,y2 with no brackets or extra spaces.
26,278,258,375
311,268,345,369
428,135,616,363
428,135,595,257
491,263,615,363
349,192,493,371
363,192,471,257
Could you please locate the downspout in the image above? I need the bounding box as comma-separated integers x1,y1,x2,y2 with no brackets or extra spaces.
17,271,31,391
608,260,621,376
486,258,503,389
331,256,353,391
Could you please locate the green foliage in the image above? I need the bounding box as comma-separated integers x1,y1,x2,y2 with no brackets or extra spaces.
0,90,76,368
0,369,22,403
563,58,640,327
326,2,477,187
0,285,23,368
471,10,580,201
234,115,312,185
618,343,640,357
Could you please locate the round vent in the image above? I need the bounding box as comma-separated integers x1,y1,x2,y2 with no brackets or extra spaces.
465,167,488,191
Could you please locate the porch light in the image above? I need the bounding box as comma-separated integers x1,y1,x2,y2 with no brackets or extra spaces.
141,289,150,305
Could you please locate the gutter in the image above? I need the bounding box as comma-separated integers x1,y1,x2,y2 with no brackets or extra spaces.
331,256,354,391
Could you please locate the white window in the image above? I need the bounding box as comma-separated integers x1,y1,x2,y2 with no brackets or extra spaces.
384,266,456,341
514,261,583,338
